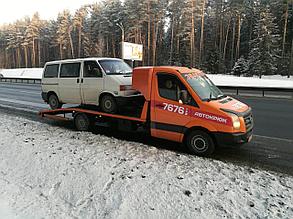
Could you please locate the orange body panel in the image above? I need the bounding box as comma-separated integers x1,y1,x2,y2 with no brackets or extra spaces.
151,129,183,143
132,67,154,101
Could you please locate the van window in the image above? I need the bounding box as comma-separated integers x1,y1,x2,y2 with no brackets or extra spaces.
99,59,132,75
44,64,59,78
84,61,102,77
60,63,81,78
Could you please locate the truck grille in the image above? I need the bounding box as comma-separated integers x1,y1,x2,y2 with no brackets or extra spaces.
243,112,253,132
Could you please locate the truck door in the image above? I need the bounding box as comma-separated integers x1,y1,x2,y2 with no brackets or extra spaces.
151,72,197,142
58,62,82,104
81,61,104,105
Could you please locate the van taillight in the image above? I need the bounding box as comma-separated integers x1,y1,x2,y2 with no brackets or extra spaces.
120,85,132,91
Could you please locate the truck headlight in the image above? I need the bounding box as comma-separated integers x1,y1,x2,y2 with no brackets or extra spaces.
229,113,241,130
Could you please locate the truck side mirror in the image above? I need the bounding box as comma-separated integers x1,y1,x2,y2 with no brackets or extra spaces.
179,90,189,104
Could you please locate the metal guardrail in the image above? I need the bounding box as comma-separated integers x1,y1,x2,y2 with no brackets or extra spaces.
219,86,293,98
0,77,292,98
0,77,41,84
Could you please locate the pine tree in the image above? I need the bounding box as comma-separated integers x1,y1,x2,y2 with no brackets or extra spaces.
73,6,89,58
25,13,42,67
248,6,281,78
56,10,74,59
231,55,249,76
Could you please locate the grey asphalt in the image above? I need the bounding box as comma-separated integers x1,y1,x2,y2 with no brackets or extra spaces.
0,82,293,175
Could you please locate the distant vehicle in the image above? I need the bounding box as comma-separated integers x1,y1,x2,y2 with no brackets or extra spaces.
41,58,137,113
40,66,254,156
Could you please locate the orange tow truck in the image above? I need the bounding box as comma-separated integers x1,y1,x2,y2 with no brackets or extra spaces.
39,66,253,156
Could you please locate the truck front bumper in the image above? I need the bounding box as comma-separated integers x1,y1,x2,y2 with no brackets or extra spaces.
214,129,253,146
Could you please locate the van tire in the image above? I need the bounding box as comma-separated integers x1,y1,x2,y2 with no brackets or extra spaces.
74,113,90,131
48,93,62,110
185,130,215,156
100,94,117,114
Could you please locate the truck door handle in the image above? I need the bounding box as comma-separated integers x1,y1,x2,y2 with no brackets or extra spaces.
81,78,84,83
77,78,80,83
156,104,165,108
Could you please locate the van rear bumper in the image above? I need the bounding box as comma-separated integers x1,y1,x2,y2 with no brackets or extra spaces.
214,129,253,146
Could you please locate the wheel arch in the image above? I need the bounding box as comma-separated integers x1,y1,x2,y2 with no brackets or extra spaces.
183,126,217,147
47,91,58,100
98,91,116,106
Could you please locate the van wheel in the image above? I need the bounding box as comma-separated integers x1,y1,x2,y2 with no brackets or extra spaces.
185,130,215,156
74,113,90,131
100,94,117,114
48,93,62,110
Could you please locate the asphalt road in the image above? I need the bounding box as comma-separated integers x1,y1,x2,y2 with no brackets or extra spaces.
0,82,293,175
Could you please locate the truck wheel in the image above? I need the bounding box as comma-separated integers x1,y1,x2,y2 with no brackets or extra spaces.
185,130,215,156
48,93,62,110
74,113,90,131
100,94,117,114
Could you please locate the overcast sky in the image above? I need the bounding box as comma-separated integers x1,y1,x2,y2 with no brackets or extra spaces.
0,0,99,25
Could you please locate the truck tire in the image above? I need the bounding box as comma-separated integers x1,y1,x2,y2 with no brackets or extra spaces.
48,93,62,110
74,113,90,131
100,94,117,114
185,130,215,156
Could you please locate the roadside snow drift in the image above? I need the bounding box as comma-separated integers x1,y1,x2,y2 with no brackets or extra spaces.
1,67,293,89
0,113,293,218
0,68,43,79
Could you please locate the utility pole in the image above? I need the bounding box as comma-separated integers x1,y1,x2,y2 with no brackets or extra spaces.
116,23,125,59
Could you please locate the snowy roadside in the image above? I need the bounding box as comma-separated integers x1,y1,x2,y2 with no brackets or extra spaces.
1,68,293,89
0,113,292,219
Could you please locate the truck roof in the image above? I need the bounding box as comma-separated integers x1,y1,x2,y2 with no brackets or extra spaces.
134,66,204,74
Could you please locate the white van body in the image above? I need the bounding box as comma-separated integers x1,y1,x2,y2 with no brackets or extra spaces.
41,58,137,111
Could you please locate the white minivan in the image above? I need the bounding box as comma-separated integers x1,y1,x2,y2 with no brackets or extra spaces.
41,58,137,113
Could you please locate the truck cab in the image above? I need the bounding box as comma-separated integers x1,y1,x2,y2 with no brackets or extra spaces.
132,66,253,155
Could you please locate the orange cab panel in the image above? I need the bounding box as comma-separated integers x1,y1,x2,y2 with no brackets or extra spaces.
147,66,253,146
132,67,154,101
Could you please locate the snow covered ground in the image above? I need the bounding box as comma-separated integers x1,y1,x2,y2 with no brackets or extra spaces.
0,113,293,219
1,68,293,88
208,74,293,89
0,68,43,79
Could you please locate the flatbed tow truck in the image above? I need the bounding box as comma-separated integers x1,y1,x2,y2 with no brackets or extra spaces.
39,66,253,156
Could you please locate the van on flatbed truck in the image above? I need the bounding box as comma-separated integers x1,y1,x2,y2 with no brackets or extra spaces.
39,66,253,156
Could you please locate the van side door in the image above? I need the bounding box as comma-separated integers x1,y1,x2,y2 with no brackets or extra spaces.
81,61,104,105
151,72,197,142
42,64,59,96
58,62,82,104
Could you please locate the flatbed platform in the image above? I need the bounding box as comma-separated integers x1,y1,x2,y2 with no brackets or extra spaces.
39,101,149,124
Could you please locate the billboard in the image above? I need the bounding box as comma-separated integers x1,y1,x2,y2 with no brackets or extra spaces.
122,42,143,61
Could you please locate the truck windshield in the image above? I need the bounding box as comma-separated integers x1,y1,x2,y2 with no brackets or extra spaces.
182,73,225,101
99,60,132,75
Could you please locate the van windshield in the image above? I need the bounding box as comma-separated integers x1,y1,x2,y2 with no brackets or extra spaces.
182,73,225,101
99,60,132,75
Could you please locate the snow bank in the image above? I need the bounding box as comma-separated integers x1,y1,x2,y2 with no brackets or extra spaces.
0,113,292,218
207,74,293,89
0,68,43,79
1,67,292,89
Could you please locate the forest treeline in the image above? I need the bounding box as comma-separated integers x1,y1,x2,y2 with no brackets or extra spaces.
0,0,292,77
